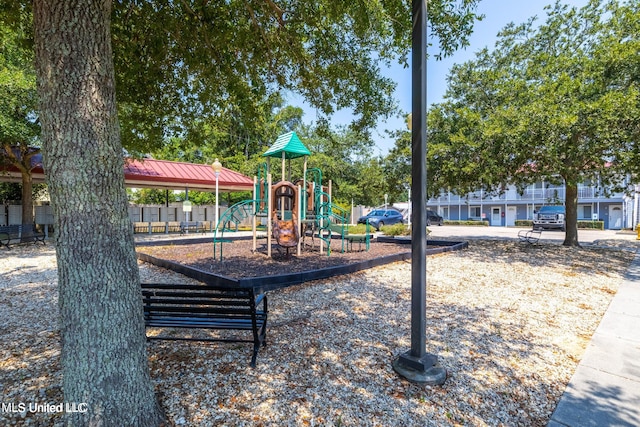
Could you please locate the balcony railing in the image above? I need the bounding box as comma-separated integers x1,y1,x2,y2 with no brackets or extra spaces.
429,186,623,204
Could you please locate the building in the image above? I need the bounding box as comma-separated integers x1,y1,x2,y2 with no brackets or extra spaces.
427,180,635,230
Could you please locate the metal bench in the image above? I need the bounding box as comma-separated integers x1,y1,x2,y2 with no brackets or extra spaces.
518,229,541,245
0,224,46,249
179,221,204,235
141,283,268,367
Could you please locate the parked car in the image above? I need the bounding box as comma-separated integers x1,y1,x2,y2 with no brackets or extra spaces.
426,209,444,226
533,205,566,231
357,209,404,230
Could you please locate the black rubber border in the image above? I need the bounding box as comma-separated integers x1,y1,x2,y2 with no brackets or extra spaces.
136,238,468,293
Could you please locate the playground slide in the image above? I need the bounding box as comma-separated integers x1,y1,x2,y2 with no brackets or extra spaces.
272,213,299,248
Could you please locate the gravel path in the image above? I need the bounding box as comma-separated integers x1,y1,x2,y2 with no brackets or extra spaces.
1,238,636,426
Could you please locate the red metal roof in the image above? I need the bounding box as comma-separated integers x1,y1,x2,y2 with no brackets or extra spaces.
0,155,254,192
123,158,253,192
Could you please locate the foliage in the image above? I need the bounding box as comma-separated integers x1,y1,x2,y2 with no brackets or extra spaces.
444,219,489,226
425,0,640,246
383,128,411,200
0,19,40,223
0,19,38,147
514,220,533,227
516,219,605,230
1,0,483,158
149,94,303,164
346,223,370,234
127,188,177,205
577,220,605,230
297,124,383,206
0,182,21,202
380,222,411,236
109,0,482,154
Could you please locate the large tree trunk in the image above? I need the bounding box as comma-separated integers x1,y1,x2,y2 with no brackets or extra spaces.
563,181,580,246
21,170,34,225
33,1,165,425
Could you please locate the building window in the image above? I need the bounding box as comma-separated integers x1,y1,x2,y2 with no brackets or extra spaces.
579,205,592,220
470,206,481,218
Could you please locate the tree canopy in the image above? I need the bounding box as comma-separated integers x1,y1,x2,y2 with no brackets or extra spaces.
426,0,640,245
0,16,40,223
108,0,483,155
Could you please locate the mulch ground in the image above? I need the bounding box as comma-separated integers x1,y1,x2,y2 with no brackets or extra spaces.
137,238,412,279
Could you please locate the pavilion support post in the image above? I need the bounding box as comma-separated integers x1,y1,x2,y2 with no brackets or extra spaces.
253,176,258,252
392,0,446,385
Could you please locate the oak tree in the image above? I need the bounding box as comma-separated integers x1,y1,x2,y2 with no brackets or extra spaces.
427,0,640,246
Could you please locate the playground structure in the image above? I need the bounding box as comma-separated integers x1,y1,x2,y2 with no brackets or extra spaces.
213,131,364,260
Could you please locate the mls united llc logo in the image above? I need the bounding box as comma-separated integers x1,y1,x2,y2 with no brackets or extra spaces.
2,402,88,413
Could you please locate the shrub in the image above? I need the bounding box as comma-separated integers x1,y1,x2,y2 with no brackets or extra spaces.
347,223,369,234
514,220,603,229
578,220,604,230
515,220,533,227
380,223,412,236
443,220,489,226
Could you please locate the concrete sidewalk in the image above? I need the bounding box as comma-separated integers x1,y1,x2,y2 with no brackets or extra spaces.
548,252,640,427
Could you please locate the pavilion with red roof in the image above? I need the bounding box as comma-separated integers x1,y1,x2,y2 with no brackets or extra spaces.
1,153,254,193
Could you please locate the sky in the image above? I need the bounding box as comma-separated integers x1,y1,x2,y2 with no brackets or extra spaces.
290,0,590,155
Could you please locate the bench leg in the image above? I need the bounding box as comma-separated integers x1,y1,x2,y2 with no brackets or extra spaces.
250,345,259,368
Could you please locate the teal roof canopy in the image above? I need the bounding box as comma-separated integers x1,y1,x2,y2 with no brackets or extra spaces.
263,131,311,159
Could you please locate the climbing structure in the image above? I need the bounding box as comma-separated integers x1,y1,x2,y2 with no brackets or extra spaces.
261,131,309,257
213,130,353,260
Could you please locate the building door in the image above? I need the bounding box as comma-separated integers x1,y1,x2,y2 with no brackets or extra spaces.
610,206,623,229
506,206,517,226
491,207,502,226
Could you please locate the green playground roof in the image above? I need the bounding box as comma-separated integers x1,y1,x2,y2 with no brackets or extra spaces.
262,131,311,159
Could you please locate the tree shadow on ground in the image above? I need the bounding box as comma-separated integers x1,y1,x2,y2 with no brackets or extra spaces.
551,379,640,426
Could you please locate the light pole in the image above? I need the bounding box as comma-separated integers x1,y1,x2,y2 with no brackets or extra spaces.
211,158,222,230
392,0,446,385
384,193,388,210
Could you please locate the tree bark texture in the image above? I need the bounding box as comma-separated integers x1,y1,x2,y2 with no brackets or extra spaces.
563,182,580,247
33,1,164,425
21,170,34,225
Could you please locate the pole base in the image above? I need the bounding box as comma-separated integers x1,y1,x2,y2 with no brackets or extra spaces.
392,351,447,385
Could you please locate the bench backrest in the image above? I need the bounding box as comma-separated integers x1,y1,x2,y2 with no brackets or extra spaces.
0,224,38,238
180,221,200,226
0,225,21,235
141,284,259,321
